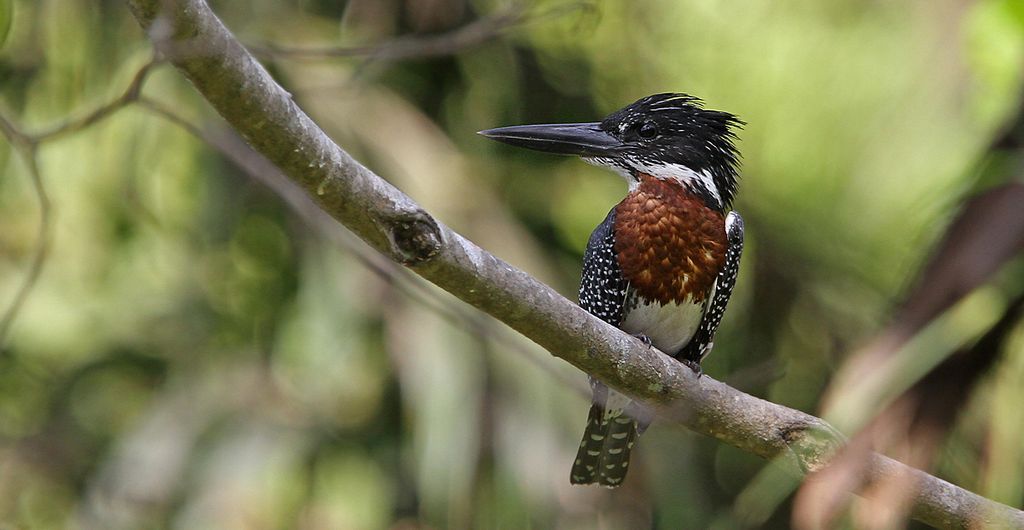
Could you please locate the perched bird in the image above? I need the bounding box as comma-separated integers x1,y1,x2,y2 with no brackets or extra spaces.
480,93,744,487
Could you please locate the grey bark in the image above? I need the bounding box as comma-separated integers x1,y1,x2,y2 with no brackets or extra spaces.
124,1,1024,528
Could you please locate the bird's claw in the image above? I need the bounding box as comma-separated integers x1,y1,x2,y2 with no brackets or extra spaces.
631,333,653,348
682,358,703,378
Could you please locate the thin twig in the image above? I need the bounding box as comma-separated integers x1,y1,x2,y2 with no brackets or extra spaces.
0,116,50,350
0,57,159,350
136,96,205,137
32,57,161,142
249,3,595,62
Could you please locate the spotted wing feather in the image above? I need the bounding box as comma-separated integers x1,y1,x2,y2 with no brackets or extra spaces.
679,211,744,363
578,209,628,326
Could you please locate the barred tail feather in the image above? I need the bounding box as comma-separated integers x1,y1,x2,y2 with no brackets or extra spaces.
569,404,640,487
596,414,639,487
570,404,605,485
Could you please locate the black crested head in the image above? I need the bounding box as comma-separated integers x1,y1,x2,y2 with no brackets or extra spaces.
479,92,743,209
593,93,743,208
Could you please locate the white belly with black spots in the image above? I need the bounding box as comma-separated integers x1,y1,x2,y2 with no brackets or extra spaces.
620,295,705,355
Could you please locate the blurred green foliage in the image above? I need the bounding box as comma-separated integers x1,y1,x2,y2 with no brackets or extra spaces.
1,0,1023,528
0,0,11,50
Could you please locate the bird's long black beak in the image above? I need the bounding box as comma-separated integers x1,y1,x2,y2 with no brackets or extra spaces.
478,122,622,157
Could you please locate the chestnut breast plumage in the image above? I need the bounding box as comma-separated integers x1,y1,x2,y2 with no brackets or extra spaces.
613,173,727,305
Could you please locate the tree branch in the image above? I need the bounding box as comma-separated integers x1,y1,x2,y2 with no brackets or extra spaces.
123,1,1024,527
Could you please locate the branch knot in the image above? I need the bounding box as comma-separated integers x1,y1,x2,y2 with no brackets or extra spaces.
388,211,442,265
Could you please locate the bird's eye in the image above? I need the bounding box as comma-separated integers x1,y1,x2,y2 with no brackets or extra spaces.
638,121,658,139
